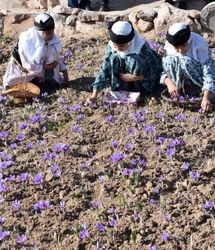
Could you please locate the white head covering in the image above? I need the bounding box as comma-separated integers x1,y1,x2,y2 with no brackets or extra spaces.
34,13,50,23
108,21,145,58
165,23,210,64
18,26,61,73
168,23,187,35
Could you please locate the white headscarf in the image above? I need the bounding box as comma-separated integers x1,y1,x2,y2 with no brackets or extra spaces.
108,21,145,58
18,14,62,73
165,23,210,64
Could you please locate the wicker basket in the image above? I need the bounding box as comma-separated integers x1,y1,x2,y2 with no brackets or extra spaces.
2,82,40,99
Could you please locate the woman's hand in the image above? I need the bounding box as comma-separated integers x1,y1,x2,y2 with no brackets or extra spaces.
86,90,99,105
164,77,179,98
201,90,212,112
120,73,144,82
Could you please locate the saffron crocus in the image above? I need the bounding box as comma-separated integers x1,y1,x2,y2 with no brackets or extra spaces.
27,142,33,150
16,235,27,245
124,143,133,152
10,143,17,150
127,127,136,135
16,134,25,142
111,140,118,149
91,200,102,209
19,172,30,182
76,114,85,121
161,232,170,241
12,200,21,210
0,230,10,241
133,111,144,123
42,152,57,161
96,223,106,233
149,245,157,250
53,143,70,153
105,115,114,123
202,200,215,210
156,136,166,145
109,217,117,227
165,148,175,157
33,200,51,211
189,171,201,181
54,170,61,178
110,152,125,163
19,122,28,130
143,125,155,135
60,201,65,210
0,217,5,225
72,124,81,133
0,131,9,140
155,111,165,119
175,113,186,122
181,162,190,171
69,105,81,113
79,224,89,239
33,173,44,185
122,168,133,177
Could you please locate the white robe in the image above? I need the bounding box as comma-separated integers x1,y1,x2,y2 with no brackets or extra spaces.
3,27,66,88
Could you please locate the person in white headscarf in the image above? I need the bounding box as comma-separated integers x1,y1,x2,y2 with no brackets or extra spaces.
87,20,162,103
161,23,215,112
2,13,68,100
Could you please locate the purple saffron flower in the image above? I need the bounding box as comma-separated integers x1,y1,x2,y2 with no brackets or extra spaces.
42,152,57,161
27,142,33,150
79,162,90,170
143,125,155,135
133,111,144,123
54,170,61,178
96,223,106,233
132,212,140,222
149,245,157,250
0,181,9,193
53,143,70,153
72,124,81,133
169,138,184,148
79,224,89,239
51,163,59,173
91,200,102,209
163,214,170,222
0,217,5,225
64,50,73,59
16,134,25,142
105,115,114,123
33,200,51,211
175,113,186,122
109,217,117,227
202,200,215,210
122,168,133,177
30,113,41,124
69,105,81,113
127,127,136,135
110,152,125,163
149,198,156,205
124,143,133,152
111,140,118,149
165,148,175,157
12,200,21,210
76,114,85,121
189,171,201,181
0,95,7,103
10,143,17,150
181,162,190,171
16,235,27,245
107,207,116,214
155,111,165,119
19,122,28,130
0,230,10,241
60,201,65,210
19,172,30,182
156,136,166,145
0,131,9,140
161,232,170,241
33,173,44,185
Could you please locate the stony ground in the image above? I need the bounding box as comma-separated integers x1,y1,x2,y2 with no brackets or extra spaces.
0,32,215,250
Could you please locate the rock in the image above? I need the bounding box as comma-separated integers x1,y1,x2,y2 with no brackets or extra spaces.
66,15,77,26
200,2,215,33
188,10,200,19
153,4,172,32
11,14,30,24
138,19,154,32
75,20,105,35
51,5,76,15
137,9,157,22
0,10,8,16
0,17,3,35
128,12,138,25
78,11,104,22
